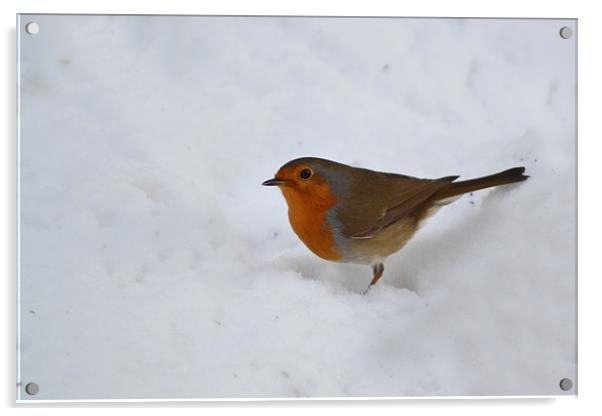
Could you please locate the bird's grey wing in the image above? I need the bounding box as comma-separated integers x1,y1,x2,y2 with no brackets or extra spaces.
341,175,459,239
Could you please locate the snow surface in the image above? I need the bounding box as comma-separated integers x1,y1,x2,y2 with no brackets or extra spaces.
18,15,576,399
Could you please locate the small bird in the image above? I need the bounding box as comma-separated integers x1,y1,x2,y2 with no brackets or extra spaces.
262,157,528,293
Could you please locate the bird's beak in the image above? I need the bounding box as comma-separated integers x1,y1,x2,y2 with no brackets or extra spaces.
262,178,287,186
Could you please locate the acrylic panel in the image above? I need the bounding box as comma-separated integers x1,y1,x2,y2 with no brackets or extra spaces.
17,15,577,400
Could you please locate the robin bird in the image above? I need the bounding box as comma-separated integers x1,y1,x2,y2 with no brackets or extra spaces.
262,157,528,294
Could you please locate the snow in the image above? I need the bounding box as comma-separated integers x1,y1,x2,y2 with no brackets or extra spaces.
18,15,576,399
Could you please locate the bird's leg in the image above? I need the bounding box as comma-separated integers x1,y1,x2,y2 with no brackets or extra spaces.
363,263,385,295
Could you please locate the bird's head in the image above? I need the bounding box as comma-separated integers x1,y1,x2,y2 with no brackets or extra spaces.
262,157,346,209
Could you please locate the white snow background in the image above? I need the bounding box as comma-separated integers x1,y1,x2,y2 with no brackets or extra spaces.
18,15,576,399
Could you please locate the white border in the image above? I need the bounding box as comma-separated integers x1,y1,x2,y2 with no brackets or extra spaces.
12,395,561,404
3,0,601,414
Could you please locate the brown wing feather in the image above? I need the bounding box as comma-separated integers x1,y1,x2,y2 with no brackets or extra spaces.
333,167,459,239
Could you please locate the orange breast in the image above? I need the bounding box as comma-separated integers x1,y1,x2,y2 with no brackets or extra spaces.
281,185,341,261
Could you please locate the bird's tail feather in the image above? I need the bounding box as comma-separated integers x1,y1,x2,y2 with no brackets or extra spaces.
433,167,528,201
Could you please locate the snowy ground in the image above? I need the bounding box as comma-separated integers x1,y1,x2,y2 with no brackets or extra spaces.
18,15,576,399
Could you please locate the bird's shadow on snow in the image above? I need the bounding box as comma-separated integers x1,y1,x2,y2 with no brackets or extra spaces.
386,183,526,293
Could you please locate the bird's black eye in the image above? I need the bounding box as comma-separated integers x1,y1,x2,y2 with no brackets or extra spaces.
299,168,312,179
